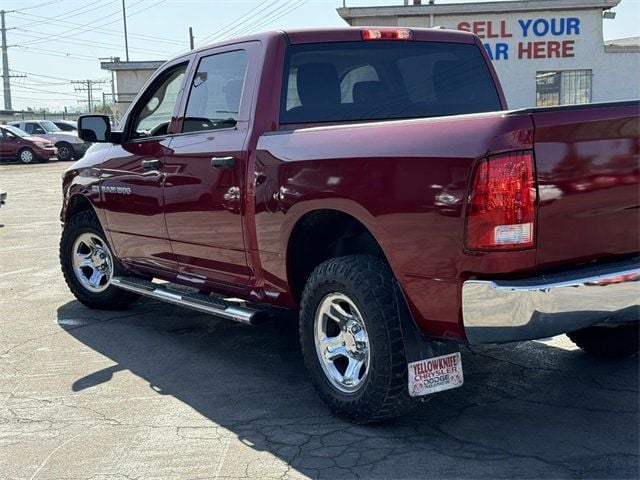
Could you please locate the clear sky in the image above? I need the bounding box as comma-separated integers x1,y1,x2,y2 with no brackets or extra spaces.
3,0,639,111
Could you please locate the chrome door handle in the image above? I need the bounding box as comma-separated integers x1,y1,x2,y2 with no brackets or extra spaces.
141,159,161,170
211,156,236,169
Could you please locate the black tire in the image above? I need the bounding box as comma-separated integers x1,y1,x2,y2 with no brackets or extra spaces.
299,255,415,424
567,323,639,359
60,210,138,309
17,147,37,164
56,142,75,161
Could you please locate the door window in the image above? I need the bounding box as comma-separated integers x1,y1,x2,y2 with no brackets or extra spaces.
183,50,248,133
25,123,46,135
131,63,188,138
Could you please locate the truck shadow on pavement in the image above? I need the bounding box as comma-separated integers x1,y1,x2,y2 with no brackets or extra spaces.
57,299,639,479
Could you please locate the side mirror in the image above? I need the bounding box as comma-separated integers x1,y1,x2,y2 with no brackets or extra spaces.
78,115,114,143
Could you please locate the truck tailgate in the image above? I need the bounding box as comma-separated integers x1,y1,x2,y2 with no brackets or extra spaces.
532,102,639,266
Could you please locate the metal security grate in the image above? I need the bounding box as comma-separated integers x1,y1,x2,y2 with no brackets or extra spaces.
536,70,593,107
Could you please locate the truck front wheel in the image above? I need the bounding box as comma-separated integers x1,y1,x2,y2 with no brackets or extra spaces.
299,255,414,423
567,323,639,358
60,210,138,309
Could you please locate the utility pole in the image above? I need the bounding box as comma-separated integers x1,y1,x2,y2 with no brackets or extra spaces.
99,56,118,104
72,79,108,113
122,0,130,61
0,10,24,111
1,10,13,110
189,26,194,50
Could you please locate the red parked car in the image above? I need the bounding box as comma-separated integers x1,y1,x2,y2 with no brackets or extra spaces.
59,27,639,423
0,125,57,164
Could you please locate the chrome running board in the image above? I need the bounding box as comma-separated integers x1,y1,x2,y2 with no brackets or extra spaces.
111,276,266,325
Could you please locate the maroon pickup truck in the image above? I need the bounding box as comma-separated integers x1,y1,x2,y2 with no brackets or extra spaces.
60,27,639,423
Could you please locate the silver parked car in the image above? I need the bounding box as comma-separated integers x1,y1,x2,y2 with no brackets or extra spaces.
9,120,90,161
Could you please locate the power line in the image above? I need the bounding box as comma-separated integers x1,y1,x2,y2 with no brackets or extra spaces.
12,95,80,101
10,0,66,12
14,0,170,60
11,0,118,32
220,0,309,41
16,29,172,56
197,0,279,46
72,79,109,113
11,11,184,46
10,78,71,86
14,45,98,62
9,70,75,82
15,0,140,47
10,82,84,97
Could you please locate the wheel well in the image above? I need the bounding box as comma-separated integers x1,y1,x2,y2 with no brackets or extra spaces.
287,210,387,303
64,194,94,222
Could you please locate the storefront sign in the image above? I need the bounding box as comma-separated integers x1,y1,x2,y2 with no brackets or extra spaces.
457,17,580,60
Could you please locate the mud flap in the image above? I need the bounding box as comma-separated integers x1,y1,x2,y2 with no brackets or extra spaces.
394,280,464,397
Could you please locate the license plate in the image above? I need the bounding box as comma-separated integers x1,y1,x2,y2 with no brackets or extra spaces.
408,352,464,397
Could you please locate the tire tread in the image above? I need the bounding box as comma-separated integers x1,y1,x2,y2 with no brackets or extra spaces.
60,210,138,309
299,255,415,424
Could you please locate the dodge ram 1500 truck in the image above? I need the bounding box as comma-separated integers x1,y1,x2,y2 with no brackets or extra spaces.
60,27,640,423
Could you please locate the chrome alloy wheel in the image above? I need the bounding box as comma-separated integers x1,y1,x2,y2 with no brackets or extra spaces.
314,293,371,394
71,232,114,293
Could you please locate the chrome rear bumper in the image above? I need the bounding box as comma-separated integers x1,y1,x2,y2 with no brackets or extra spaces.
462,258,640,344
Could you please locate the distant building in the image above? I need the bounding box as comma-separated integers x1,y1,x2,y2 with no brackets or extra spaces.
100,59,166,121
338,0,640,108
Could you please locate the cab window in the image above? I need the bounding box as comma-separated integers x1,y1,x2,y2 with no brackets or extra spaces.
183,50,248,133
131,63,187,138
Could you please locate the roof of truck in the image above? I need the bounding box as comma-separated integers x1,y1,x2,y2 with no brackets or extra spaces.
180,26,476,59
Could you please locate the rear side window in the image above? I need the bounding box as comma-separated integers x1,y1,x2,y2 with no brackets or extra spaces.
183,50,248,133
24,123,45,134
280,41,501,124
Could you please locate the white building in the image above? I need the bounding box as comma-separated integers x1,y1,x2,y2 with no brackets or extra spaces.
100,59,166,120
338,0,640,108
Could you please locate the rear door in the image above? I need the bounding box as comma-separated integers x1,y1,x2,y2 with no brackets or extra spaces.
0,128,18,159
99,58,191,275
163,42,259,288
533,102,640,265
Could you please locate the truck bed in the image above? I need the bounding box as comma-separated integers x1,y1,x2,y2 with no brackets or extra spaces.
529,100,639,267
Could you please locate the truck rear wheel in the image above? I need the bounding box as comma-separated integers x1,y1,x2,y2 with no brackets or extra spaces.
60,210,138,309
567,323,639,359
299,255,414,423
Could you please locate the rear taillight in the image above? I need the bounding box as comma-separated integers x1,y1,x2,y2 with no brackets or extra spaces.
465,151,537,251
361,28,413,40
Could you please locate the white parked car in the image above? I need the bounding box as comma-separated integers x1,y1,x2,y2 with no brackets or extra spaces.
9,120,90,161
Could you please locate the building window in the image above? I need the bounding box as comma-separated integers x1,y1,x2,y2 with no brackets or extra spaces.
536,70,592,107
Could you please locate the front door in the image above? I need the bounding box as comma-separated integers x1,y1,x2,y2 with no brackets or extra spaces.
100,60,190,275
163,46,256,287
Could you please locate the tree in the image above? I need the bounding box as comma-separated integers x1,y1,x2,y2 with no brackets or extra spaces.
94,103,115,115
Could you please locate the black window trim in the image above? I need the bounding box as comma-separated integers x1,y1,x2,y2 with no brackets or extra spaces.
122,60,191,143
180,47,249,136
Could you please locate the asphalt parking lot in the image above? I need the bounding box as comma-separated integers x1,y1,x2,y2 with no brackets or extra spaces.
0,160,638,480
